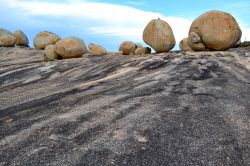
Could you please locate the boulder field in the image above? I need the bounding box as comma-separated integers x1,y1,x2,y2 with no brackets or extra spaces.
0,10,244,59
0,46,250,165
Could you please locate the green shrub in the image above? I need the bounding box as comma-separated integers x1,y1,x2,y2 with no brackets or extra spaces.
239,41,250,47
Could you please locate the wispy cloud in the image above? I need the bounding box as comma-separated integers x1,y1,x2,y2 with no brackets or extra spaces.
3,0,191,42
1,0,249,50
126,0,146,6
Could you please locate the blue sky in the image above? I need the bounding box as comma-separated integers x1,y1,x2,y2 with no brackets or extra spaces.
1,0,250,51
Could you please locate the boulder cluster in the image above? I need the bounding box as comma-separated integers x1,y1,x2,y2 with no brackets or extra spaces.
119,41,151,55
186,10,242,51
0,29,29,47
0,10,243,61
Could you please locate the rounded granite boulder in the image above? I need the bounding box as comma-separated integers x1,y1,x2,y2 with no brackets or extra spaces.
54,37,88,59
0,28,16,47
143,18,176,53
14,30,29,47
44,45,58,61
88,43,107,56
135,46,151,55
119,41,137,55
33,31,61,50
188,10,242,51
179,38,193,51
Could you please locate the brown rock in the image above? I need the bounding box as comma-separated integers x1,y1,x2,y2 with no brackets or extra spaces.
88,43,107,56
0,28,16,47
188,10,242,51
187,32,206,51
44,45,58,61
135,47,151,55
119,41,137,55
33,31,61,50
14,30,29,47
179,38,193,51
143,18,176,53
54,37,87,59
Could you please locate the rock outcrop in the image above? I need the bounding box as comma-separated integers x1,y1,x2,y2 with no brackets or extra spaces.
54,37,88,59
13,30,29,47
88,43,107,56
188,10,242,51
143,18,176,53
119,41,137,55
0,46,250,165
33,31,61,50
0,28,16,47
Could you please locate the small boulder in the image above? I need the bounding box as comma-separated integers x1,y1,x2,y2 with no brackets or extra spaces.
14,30,29,47
119,41,137,55
187,32,206,51
33,31,61,50
179,38,193,51
0,28,16,47
135,47,151,55
44,45,58,61
143,18,176,53
88,43,107,56
188,10,242,51
55,37,87,59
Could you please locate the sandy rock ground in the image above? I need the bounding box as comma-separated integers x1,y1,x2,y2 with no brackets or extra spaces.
0,46,250,165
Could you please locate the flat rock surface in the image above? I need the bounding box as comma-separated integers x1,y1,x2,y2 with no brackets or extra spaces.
0,46,250,166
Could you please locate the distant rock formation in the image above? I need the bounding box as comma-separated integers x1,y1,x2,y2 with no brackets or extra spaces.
88,43,107,56
43,45,58,61
119,41,137,55
54,37,88,59
188,10,242,51
33,31,61,50
143,18,176,53
13,30,29,47
135,46,151,55
0,28,16,47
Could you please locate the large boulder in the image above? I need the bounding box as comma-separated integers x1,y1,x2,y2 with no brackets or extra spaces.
0,28,16,47
119,41,137,55
135,46,151,55
179,38,193,51
14,30,29,47
55,37,87,59
44,45,58,61
188,10,242,51
88,43,107,56
143,18,176,53
33,31,61,50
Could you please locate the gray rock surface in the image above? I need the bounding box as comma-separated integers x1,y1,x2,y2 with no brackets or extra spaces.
0,47,250,166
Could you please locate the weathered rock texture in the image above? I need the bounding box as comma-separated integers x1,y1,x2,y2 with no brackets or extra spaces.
55,37,88,59
188,10,242,51
119,41,137,55
180,37,193,51
33,31,61,50
13,30,29,47
143,18,176,53
88,43,107,56
135,46,151,55
44,45,58,61
0,47,250,165
0,28,16,47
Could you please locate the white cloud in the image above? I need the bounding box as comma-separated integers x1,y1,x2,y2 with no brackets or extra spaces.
3,0,191,45
2,0,250,50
